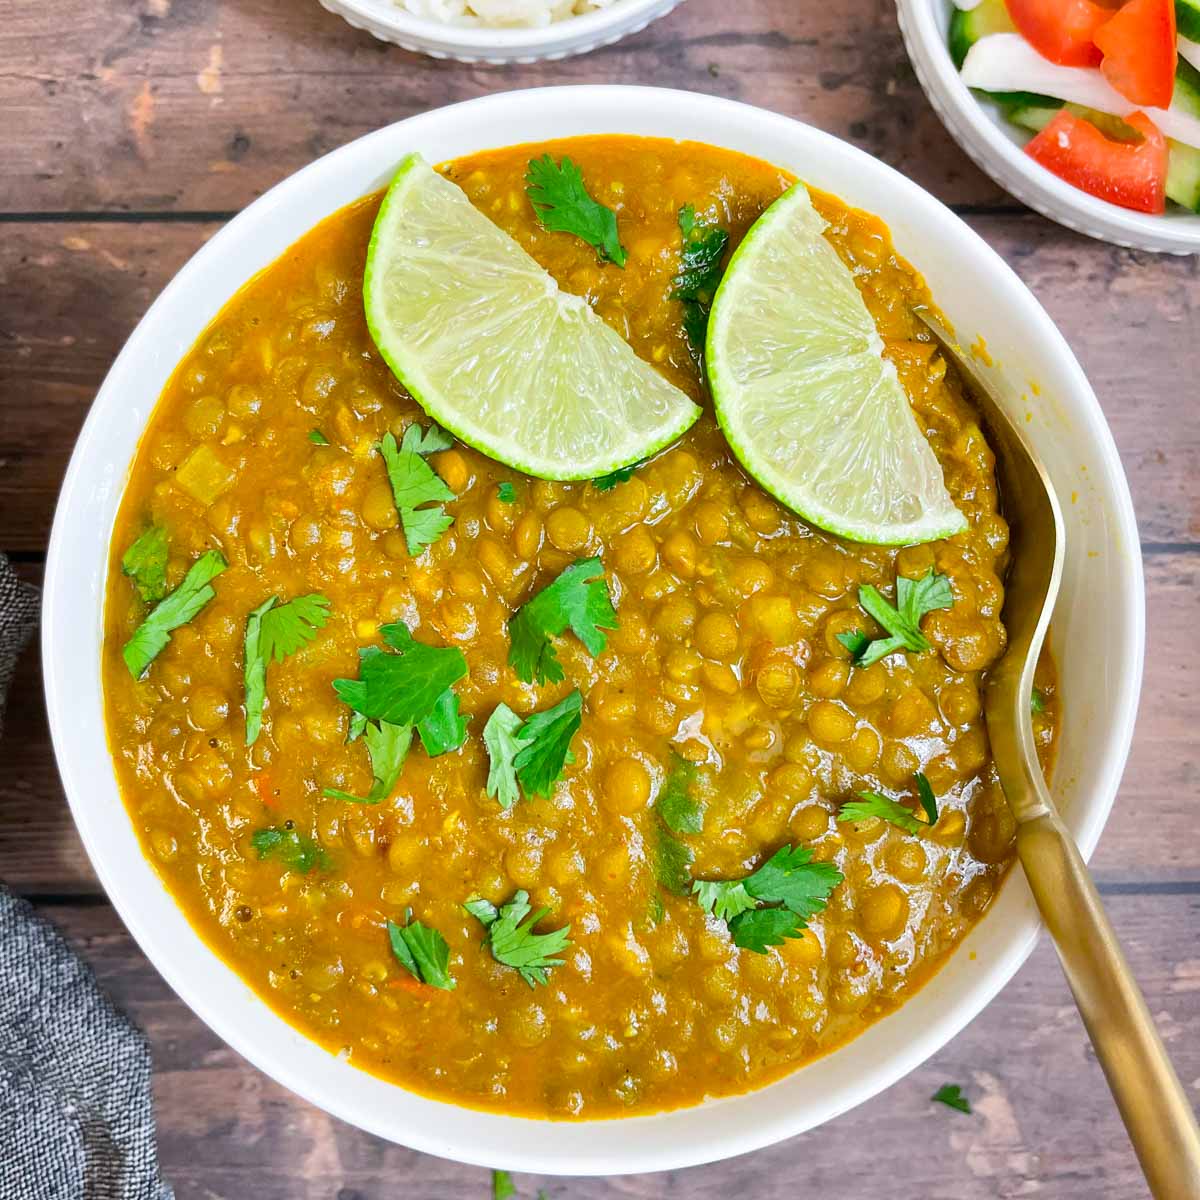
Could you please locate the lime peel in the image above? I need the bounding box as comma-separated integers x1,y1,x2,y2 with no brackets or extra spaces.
706,182,967,546
363,154,701,481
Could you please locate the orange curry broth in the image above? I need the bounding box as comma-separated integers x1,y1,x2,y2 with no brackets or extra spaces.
103,136,1058,1118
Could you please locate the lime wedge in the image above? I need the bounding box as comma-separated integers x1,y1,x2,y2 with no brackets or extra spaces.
364,154,701,481
705,184,966,546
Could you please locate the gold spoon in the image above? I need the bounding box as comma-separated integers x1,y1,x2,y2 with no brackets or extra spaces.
917,311,1200,1199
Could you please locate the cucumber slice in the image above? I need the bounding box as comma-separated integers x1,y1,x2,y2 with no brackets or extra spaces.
1009,103,1063,133
1178,0,1200,43
1166,139,1200,210
1175,55,1200,122
949,0,1014,68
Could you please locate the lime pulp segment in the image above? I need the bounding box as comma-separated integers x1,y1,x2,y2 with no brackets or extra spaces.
363,154,702,481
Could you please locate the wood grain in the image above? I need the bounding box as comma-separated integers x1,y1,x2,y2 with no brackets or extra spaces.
2,217,1198,553
3,0,1006,217
39,892,1200,1199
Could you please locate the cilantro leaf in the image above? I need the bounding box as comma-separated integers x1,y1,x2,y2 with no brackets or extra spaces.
1031,687,1047,715
464,896,499,926
693,878,757,922
728,906,806,953
916,772,939,825
251,826,330,874
122,550,227,679
841,569,954,666
323,720,413,805
652,755,705,896
243,593,331,744
512,690,582,799
654,824,694,897
692,844,843,954
121,524,169,604
308,429,330,445
743,844,844,921
932,1084,972,1114
839,791,924,836
658,753,704,834
507,558,618,685
482,703,529,811
492,1170,516,1200
591,463,639,492
497,482,516,504
673,203,728,300
378,425,456,555
673,203,729,355
483,695,581,807
417,689,467,757
387,916,455,990
468,889,572,987
525,154,627,267
332,622,467,727
681,300,709,355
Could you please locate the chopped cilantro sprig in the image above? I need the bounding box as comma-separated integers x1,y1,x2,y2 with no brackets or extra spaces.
121,524,169,604
122,549,227,679
839,791,924,835
591,462,640,492
323,719,413,805
482,691,582,808
379,423,456,555
327,623,467,801
932,1083,972,1114
466,890,572,988
525,154,627,267
251,825,330,874
693,845,843,954
333,621,467,727
387,914,455,991
652,754,705,897
243,593,331,744
508,558,618,685
841,771,939,833
916,771,939,825
837,568,954,667
673,203,729,353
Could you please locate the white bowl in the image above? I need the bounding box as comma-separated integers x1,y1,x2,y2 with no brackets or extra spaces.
319,0,683,63
896,0,1200,254
43,85,1144,1175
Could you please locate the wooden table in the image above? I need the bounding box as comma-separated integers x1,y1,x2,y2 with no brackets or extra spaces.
3,1,1198,1196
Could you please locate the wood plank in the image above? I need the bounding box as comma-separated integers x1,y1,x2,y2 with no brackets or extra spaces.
2,0,1006,217
2,552,1197,894
1,216,1197,553
35,890,1199,1198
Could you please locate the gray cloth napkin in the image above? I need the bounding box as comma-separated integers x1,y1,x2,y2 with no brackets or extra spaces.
0,553,173,1200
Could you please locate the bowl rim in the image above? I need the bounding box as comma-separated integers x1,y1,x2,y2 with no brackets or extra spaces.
895,0,1200,255
323,0,675,48
42,83,1145,1175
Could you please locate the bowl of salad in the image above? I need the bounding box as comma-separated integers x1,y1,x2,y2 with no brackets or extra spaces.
897,0,1200,253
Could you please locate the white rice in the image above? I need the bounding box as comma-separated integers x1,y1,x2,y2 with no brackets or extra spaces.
397,0,620,28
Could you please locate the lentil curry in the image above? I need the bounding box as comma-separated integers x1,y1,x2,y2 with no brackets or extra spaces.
103,136,1058,1118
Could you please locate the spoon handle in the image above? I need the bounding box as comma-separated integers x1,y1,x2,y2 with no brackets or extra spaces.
1017,812,1200,1198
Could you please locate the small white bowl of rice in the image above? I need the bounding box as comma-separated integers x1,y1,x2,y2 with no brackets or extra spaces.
318,0,684,62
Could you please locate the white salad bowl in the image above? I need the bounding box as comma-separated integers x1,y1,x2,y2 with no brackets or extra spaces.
43,85,1144,1175
318,0,683,63
897,0,1200,254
